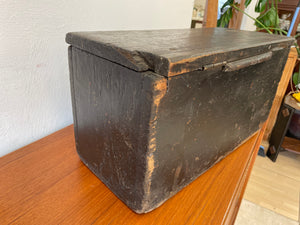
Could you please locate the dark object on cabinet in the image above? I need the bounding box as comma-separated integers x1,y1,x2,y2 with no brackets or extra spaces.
267,95,300,161
66,28,293,213
267,103,295,161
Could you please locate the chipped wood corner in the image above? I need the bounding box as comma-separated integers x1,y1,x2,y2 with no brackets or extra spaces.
167,53,221,77
116,48,150,71
140,78,168,213
167,57,201,77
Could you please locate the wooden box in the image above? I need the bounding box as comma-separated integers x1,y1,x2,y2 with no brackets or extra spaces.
66,28,293,213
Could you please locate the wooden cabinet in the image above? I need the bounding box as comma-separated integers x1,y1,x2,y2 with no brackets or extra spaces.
0,125,266,224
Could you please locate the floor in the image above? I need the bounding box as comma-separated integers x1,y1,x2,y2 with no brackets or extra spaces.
235,199,298,225
239,150,300,223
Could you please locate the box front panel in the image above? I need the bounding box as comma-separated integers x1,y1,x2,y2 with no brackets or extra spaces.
147,47,290,207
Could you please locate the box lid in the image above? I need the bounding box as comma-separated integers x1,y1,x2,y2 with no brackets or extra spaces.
66,28,294,77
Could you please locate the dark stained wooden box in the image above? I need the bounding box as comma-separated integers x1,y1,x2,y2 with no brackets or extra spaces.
66,28,293,213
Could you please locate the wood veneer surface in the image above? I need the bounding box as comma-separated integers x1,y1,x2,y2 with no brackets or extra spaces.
0,125,264,225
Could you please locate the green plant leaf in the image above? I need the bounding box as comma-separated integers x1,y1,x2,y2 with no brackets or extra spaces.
245,0,252,7
255,0,268,13
217,6,233,27
255,6,279,29
293,72,299,86
221,0,234,11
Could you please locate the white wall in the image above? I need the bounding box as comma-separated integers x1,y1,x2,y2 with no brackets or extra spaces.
0,0,194,157
240,0,259,31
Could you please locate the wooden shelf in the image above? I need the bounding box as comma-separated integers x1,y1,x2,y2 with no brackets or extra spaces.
0,124,265,224
282,136,300,153
276,0,298,13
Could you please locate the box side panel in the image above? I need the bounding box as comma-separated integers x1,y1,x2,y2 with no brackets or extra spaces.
145,47,290,210
69,47,164,212
68,47,79,144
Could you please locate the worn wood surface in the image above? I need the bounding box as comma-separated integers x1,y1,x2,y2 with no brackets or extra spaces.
0,125,265,225
263,48,298,142
69,43,289,213
69,47,164,213
223,51,272,72
67,28,292,213
66,28,293,77
142,47,288,213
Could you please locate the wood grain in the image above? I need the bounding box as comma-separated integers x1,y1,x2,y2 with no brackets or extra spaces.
282,136,300,153
223,122,267,225
228,0,246,30
203,0,218,28
66,28,293,77
263,47,298,141
0,125,265,224
291,11,300,36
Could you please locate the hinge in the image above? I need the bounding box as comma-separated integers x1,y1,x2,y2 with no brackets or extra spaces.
202,61,227,71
